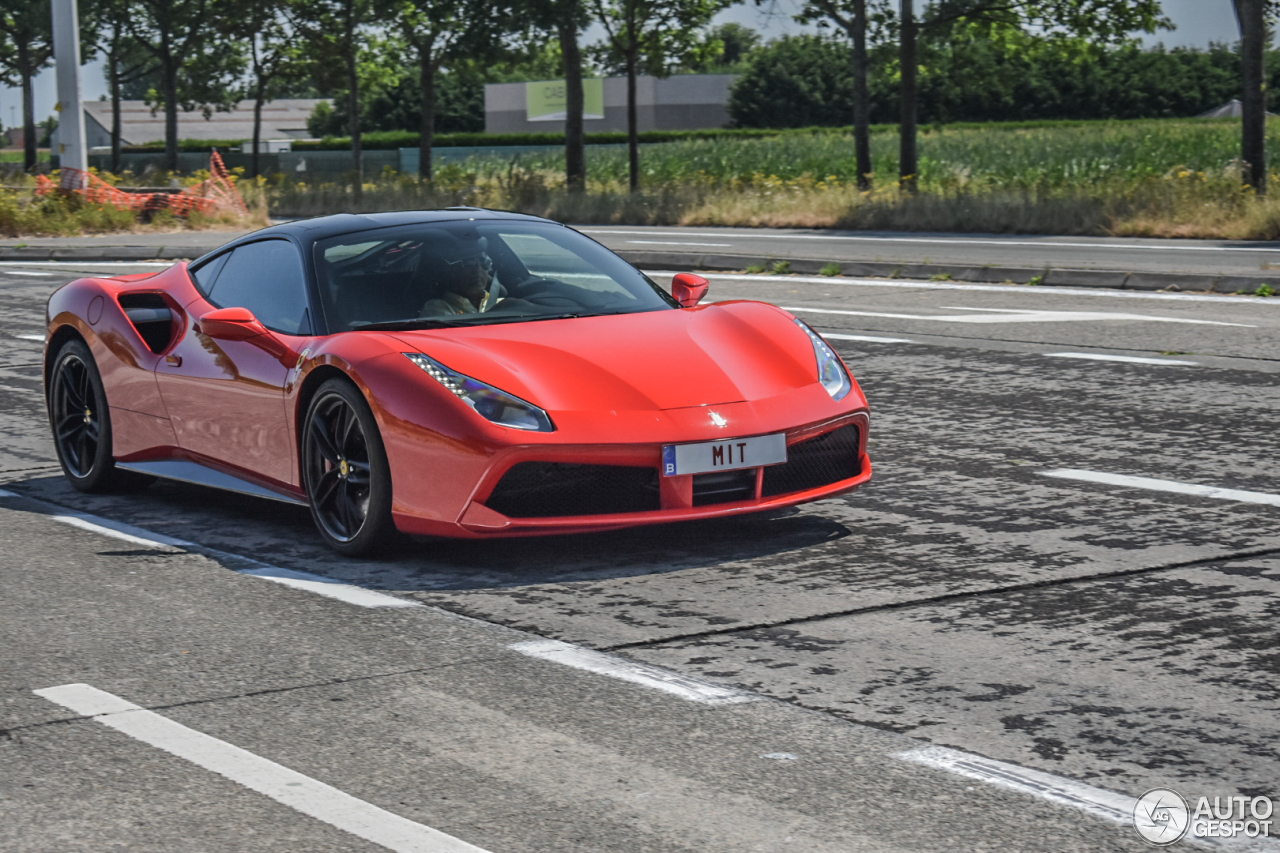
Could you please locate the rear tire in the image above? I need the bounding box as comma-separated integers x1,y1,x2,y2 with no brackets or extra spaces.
47,338,153,493
302,378,397,557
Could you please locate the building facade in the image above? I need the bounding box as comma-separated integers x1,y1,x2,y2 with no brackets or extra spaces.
484,75,737,134
61,99,324,149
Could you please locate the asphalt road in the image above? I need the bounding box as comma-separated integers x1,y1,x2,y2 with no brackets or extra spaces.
8,223,1280,279
582,227,1280,278
2,261,1279,852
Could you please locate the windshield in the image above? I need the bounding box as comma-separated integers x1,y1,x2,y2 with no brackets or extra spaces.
314,220,678,332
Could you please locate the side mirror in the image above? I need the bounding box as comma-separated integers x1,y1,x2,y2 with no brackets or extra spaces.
198,306,297,365
198,306,266,341
672,273,709,308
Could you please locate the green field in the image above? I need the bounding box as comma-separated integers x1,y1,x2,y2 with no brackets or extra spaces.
262,118,1280,239
6,119,1280,238
449,118,1259,190
0,150,52,164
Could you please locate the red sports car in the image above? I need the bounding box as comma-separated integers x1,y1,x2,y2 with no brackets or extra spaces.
44,210,871,555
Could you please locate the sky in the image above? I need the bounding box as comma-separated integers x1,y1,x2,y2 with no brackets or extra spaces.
0,0,1244,134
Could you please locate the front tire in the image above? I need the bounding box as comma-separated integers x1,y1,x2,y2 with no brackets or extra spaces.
48,338,153,493
302,378,397,556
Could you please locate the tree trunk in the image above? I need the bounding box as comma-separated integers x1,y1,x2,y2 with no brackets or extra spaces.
626,47,639,192
110,54,122,174
898,0,918,192
163,58,180,172
558,7,586,193
22,67,36,172
347,30,363,204
252,83,264,178
852,0,872,191
1238,0,1267,194
419,47,436,183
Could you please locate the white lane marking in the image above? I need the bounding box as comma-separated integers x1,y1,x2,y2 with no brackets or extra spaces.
899,746,1134,825
0,490,417,608
1041,469,1280,508
626,240,733,247
1045,352,1199,366
657,271,1280,306
34,684,491,853
15,333,45,342
899,746,1278,851
591,229,1280,254
5,270,53,276
237,566,423,609
51,513,187,550
821,333,916,343
781,305,1253,327
509,639,757,706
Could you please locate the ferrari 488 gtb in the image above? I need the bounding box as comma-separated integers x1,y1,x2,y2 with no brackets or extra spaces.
44,210,872,555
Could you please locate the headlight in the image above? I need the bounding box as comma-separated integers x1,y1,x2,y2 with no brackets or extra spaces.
794,319,852,401
404,353,554,432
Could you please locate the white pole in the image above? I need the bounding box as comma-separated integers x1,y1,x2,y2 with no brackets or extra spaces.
52,0,88,184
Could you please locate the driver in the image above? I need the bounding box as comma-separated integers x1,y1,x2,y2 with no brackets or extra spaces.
419,234,505,316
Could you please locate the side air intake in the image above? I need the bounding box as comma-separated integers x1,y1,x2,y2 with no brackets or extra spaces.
118,293,176,354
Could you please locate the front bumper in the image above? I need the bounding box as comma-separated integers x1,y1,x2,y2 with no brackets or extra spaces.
390,410,870,538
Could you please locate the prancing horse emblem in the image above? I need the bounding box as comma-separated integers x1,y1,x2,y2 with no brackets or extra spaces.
709,411,727,427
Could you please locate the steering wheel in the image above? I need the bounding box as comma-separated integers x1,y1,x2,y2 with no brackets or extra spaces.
508,275,562,298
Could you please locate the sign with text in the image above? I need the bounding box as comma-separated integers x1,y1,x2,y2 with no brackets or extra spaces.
663,433,787,477
526,79,605,122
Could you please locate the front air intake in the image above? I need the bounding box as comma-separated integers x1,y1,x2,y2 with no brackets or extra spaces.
761,425,862,497
485,462,661,518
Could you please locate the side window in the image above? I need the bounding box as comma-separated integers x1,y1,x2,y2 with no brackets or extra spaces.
207,240,311,335
190,252,229,296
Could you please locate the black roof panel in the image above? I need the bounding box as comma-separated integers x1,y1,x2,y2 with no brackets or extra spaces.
198,208,559,261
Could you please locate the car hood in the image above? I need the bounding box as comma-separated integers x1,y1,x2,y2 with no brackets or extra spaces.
389,302,819,412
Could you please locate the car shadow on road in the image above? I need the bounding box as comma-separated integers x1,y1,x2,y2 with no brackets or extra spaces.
8,473,852,592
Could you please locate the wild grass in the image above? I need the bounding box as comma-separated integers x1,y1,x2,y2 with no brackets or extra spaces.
263,119,1280,239
0,188,137,237
6,119,1279,238
0,169,270,237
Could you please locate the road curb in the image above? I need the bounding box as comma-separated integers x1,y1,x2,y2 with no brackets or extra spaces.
3,244,1278,295
615,250,1280,294
0,246,200,262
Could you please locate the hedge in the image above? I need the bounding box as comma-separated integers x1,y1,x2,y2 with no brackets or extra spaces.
118,116,1237,154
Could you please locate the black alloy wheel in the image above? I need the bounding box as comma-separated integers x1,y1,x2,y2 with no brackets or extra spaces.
302,379,396,556
48,339,151,493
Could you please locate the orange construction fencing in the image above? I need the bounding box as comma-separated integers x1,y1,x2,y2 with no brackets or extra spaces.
36,151,249,218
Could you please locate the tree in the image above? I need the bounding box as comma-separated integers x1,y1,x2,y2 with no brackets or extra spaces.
558,1,588,193
288,0,377,201
1235,0,1267,193
894,0,1169,190
379,0,497,182
684,22,762,72
83,0,157,173
710,22,762,67
126,0,244,171
0,0,55,170
727,36,1250,127
219,0,305,178
591,0,730,191
900,0,917,191
795,1,887,189
518,0,590,192
727,35,856,128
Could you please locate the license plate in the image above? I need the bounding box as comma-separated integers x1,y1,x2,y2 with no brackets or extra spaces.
662,433,787,476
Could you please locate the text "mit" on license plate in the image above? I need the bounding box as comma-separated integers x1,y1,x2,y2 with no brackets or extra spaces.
662,433,787,477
